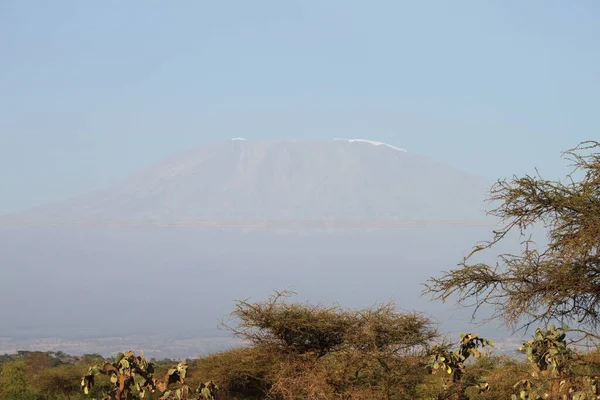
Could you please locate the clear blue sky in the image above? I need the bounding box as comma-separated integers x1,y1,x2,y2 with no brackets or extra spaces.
1,1,598,213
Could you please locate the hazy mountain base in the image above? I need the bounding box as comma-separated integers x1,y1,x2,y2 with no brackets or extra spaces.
0,335,240,360
0,335,525,360
0,226,530,358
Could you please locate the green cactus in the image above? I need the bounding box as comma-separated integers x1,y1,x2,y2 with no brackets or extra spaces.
511,378,542,400
196,381,219,400
518,325,572,377
513,325,600,400
427,333,493,379
514,325,571,399
81,350,157,400
81,351,199,400
159,362,196,400
427,333,493,399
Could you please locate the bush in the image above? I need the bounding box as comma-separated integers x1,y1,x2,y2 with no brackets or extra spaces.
192,347,275,399
223,291,438,400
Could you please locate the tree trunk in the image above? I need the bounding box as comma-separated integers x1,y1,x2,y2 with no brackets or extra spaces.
116,374,126,400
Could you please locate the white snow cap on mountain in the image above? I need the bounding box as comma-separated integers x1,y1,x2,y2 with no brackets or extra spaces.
333,138,407,152
231,137,247,141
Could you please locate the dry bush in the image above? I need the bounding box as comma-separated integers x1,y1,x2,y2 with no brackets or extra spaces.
463,356,529,400
222,291,437,400
192,346,276,399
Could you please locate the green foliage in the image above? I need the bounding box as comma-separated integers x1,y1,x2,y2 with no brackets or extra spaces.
36,364,83,399
0,361,43,400
0,361,30,394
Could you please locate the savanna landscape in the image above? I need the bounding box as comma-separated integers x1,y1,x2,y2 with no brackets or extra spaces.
2,2,599,400
2,141,600,400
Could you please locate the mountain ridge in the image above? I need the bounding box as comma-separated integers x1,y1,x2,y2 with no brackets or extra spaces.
10,138,492,224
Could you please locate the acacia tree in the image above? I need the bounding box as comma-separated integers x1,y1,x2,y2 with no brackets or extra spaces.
226,291,357,358
425,141,600,339
224,291,438,400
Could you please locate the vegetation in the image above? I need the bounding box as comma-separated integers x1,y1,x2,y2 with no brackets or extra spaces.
426,333,493,399
223,291,439,399
4,141,600,399
425,141,600,339
81,350,157,399
4,317,600,400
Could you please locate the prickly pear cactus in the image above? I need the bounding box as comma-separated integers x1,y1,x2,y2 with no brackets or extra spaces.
457,333,494,361
158,363,194,400
513,325,600,400
197,381,219,400
511,378,543,400
428,345,454,375
427,333,493,378
427,333,493,399
518,325,571,377
81,350,157,400
82,351,217,400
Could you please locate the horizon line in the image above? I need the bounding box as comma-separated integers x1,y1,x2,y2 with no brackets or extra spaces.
0,217,500,229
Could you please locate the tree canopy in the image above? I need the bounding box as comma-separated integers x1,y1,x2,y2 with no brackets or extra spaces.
425,141,600,339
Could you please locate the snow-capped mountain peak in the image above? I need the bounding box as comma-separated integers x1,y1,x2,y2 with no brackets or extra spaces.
333,138,407,152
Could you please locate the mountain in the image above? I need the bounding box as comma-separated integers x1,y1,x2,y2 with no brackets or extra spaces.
0,139,510,357
19,138,490,222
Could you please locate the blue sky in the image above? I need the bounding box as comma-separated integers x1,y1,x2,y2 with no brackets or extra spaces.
1,1,598,213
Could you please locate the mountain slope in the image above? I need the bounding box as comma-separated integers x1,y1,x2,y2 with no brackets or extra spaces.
22,139,490,222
